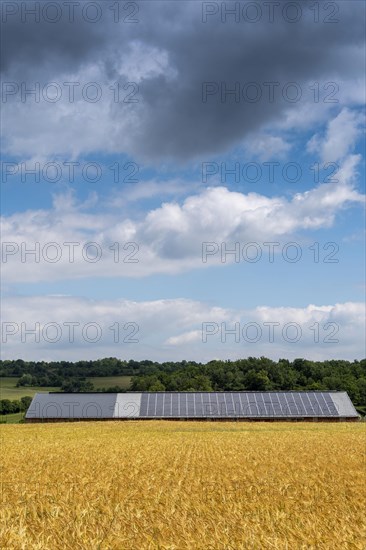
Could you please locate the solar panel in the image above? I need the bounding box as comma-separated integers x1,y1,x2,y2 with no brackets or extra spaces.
287,394,299,416
195,393,203,417
156,393,163,416
166,392,172,417
293,393,305,415
321,392,338,416
300,393,313,415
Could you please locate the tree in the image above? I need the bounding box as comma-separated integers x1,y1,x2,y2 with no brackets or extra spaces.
16,374,33,387
0,400,13,414
20,396,33,411
357,378,366,404
191,375,213,391
0,399,21,414
244,370,272,391
149,381,166,391
61,379,94,392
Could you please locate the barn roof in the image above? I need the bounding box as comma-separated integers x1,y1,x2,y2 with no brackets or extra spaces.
25,391,359,420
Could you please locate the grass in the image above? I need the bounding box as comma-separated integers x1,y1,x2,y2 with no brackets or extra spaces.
0,412,25,424
0,421,365,549
0,377,58,401
0,376,132,401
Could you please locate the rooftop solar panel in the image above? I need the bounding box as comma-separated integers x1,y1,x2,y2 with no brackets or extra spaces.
26,391,359,421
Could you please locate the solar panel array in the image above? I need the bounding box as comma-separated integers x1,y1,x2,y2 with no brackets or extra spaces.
25,391,358,420
139,392,339,418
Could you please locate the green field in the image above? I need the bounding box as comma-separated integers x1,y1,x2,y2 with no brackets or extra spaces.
0,377,58,400
0,411,25,424
0,376,131,401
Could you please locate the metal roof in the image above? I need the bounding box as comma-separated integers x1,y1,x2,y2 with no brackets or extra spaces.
25,392,117,419
26,391,359,420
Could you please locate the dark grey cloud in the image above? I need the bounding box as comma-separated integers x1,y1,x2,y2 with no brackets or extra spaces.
1,0,364,162
1,10,104,76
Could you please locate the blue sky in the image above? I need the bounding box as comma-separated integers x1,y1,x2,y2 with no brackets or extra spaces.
1,0,365,362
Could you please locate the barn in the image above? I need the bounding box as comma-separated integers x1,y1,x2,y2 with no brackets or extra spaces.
25,391,360,422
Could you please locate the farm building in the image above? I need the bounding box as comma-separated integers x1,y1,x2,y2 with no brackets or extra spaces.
25,391,360,422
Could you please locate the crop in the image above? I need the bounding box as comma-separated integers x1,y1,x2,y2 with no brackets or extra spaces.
1,421,365,549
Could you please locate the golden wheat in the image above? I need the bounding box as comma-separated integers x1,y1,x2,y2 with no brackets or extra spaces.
1,421,365,549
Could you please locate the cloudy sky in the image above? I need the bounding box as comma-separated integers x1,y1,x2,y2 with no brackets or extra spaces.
1,0,365,362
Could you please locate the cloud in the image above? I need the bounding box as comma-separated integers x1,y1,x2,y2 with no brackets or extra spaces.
243,135,292,161
106,178,200,207
1,1,365,162
1,159,364,282
165,330,203,346
307,109,364,163
1,295,364,361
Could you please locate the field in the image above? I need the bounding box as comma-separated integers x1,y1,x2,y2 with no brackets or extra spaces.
0,412,24,424
0,377,59,401
0,376,132,400
1,422,365,549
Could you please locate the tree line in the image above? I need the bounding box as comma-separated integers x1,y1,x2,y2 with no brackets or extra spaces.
1,357,365,409
0,358,151,386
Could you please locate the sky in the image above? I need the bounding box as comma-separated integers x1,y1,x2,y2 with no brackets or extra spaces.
1,0,365,363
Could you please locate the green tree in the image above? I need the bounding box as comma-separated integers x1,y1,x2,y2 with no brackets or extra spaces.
61,379,94,392
20,396,33,411
149,381,166,391
16,373,33,387
244,370,272,391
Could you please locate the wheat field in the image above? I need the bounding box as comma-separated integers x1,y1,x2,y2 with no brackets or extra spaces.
1,422,365,549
